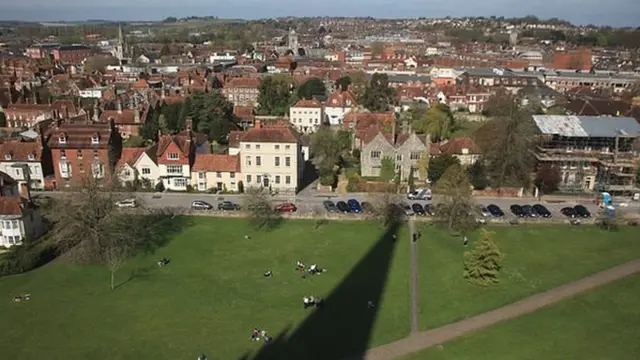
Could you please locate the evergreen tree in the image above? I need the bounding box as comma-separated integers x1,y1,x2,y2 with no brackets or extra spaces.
463,229,504,286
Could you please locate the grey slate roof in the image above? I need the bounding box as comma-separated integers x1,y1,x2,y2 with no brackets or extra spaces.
532,115,640,138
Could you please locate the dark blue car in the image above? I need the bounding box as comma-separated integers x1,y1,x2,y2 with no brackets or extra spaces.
347,199,363,213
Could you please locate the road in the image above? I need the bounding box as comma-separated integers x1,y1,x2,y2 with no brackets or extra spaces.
34,191,639,218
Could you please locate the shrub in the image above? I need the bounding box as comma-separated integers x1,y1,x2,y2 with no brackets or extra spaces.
0,243,59,277
154,181,165,192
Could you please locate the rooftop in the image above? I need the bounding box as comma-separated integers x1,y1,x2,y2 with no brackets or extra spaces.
532,115,640,138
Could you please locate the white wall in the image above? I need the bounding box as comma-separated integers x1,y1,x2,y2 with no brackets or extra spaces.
289,107,323,134
240,141,301,193
135,153,160,185
0,162,45,190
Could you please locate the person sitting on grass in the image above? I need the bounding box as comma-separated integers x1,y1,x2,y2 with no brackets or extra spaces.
157,257,169,267
309,264,324,275
251,328,260,341
303,296,315,309
197,354,207,360
264,270,272,277
296,261,305,271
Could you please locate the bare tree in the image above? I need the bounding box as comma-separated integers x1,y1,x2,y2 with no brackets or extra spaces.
435,164,478,234
243,187,281,230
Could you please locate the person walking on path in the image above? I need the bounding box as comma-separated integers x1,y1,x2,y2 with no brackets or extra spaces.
463,235,468,247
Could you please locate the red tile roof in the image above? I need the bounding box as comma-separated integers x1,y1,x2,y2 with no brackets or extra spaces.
293,99,323,108
100,109,139,125
49,122,114,149
0,141,42,162
226,77,261,88
233,106,254,121
325,91,357,107
439,137,482,155
0,196,28,216
231,124,302,144
118,147,145,167
192,154,240,172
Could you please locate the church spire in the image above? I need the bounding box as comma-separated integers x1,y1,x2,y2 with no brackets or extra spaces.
118,23,124,46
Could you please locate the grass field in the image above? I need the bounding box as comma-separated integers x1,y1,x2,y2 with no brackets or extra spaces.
416,224,640,330
0,218,410,360
403,273,640,360
2,219,640,359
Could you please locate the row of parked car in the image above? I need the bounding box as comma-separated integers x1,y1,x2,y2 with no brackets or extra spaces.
483,204,591,219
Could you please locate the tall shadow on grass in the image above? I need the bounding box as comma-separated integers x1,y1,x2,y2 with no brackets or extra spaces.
238,220,402,360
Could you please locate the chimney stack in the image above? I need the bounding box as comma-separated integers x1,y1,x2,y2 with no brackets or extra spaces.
391,120,396,142
401,120,409,134
254,119,261,129
116,100,122,114
64,105,69,119
185,117,192,132
134,110,140,123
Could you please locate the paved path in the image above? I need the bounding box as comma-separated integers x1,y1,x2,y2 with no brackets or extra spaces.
407,219,419,334
359,259,640,360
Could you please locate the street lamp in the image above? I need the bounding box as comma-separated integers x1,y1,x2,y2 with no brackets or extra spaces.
11,163,32,203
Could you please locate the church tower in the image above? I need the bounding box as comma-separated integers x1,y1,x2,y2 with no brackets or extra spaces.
288,28,298,51
115,23,125,63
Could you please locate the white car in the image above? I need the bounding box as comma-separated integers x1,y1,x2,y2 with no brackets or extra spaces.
115,199,137,208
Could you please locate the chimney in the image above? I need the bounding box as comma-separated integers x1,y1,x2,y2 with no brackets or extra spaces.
391,120,396,142
64,105,69,119
254,119,261,129
116,100,122,114
401,120,409,134
134,110,140,123
185,117,192,132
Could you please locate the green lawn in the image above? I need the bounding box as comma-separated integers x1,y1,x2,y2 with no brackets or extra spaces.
416,224,640,330
403,273,640,360
0,218,410,360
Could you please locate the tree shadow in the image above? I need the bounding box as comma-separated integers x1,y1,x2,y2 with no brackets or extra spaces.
238,220,402,360
132,210,196,255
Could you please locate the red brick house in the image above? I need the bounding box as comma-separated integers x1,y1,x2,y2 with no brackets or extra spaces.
48,119,122,188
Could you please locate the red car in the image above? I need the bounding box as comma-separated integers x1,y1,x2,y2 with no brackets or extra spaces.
274,203,297,212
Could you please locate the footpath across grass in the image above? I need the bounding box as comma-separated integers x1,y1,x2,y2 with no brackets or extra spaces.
0,218,410,360
402,273,640,360
416,224,640,331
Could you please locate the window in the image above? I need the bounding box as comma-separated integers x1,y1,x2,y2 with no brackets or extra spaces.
285,145,291,150
256,144,261,150
216,172,222,178
410,152,421,160
167,153,179,160
123,169,131,177
91,136,99,144
275,175,281,184
77,150,83,159
27,153,35,161
11,220,18,229
245,144,250,149
166,165,182,175
396,154,403,162
285,176,291,185
15,168,20,177
275,145,280,150
230,172,236,178
4,153,11,160
78,163,84,172
245,156,252,166
285,157,291,167
198,172,206,179
370,151,381,159
92,163,104,178
142,167,151,175
256,156,262,166
256,175,262,184
59,135,66,144
60,149,67,159
93,150,99,159
246,174,252,183
173,178,187,188
275,157,280,166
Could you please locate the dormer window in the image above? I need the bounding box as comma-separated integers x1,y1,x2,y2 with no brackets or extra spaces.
4,152,12,160
60,149,67,159
167,153,179,160
59,134,67,144
91,135,100,144
27,153,35,161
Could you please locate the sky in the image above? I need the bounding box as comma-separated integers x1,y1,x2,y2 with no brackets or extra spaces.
1,0,639,27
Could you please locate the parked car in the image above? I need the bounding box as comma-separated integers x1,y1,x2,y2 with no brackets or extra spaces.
274,203,297,212
361,201,375,213
574,205,591,218
424,203,436,216
399,202,415,216
218,201,239,211
115,198,137,208
336,201,350,213
533,204,551,218
487,204,504,217
191,200,213,210
407,188,432,200
347,199,363,213
510,204,525,217
323,200,338,213
561,207,577,218
521,205,537,218
479,205,492,217
412,203,426,216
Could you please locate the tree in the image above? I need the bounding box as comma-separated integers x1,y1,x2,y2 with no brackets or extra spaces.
467,160,489,190
123,136,146,147
140,106,160,142
434,164,476,233
160,44,172,56
158,114,169,135
360,73,395,112
476,90,536,189
534,164,562,195
335,76,351,92
428,154,460,184
187,91,236,143
244,188,281,230
379,157,396,181
371,42,384,58
297,78,326,100
257,75,294,116
311,127,350,183
349,71,368,100
410,103,455,141
463,229,504,286
407,167,415,191
417,148,430,181
51,175,172,290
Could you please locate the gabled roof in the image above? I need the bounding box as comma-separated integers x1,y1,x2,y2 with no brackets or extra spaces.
239,124,301,144
192,154,240,172
118,147,145,167
325,90,357,108
0,141,42,162
49,122,114,149
439,137,482,155
0,196,29,216
156,134,191,156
